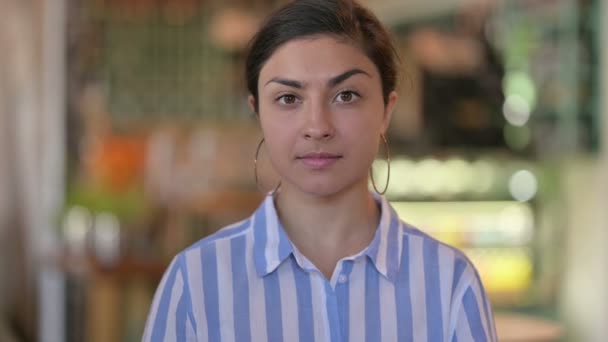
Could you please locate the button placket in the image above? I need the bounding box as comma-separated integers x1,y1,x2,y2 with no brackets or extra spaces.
334,260,354,342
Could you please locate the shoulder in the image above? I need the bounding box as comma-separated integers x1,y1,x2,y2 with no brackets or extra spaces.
381,196,476,280
180,217,253,257
159,217,254,291
399,220,472,262
398,220,482,292
397,220,495,335
161,218,253,284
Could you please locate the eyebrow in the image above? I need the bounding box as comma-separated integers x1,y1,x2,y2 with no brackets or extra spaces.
328,68,371,87
264,68,371,89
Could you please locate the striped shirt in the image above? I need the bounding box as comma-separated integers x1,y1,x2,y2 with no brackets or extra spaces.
143,193,497,342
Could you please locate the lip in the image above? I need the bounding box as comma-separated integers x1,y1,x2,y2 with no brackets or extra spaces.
297,152,342,169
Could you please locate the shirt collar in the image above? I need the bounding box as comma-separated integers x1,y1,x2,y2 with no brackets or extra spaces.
364,192,403,283
252,194,294,277
251,192,403,283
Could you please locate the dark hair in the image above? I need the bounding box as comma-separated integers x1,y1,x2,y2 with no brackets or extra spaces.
245,0,398,112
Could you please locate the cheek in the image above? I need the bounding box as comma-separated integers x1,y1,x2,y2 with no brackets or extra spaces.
338,107,384,140
339,114,382,158
259,116,293,162
260,115,289,140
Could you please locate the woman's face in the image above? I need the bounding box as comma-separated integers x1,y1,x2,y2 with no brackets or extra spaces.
251,35,397,197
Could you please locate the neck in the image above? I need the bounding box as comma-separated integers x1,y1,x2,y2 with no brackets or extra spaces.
274,181,380,279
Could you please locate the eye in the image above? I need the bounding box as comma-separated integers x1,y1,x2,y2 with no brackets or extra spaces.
276,94,300,105
334,90,360,104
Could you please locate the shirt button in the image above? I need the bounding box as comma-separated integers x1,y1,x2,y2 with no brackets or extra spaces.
338,274,348,283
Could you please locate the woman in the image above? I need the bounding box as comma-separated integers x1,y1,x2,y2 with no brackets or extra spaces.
143,0,496,341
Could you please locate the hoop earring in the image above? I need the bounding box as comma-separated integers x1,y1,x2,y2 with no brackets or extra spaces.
254,138,281,194
370,134,390,195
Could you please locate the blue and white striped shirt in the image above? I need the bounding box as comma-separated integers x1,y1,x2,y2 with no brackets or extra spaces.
143,193,496,342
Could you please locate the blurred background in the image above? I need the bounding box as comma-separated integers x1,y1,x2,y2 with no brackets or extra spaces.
0,0,606,341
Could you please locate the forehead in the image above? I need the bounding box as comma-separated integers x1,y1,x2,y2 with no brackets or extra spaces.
258,35,379,84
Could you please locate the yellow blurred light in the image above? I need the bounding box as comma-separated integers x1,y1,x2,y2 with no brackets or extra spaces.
470,160,496,193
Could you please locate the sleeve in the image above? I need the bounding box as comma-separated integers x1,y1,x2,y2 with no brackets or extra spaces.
142,254,197,342
450,267,497,342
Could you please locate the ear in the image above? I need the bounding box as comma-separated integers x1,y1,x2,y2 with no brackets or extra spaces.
248,95,257,114
381,91,398,134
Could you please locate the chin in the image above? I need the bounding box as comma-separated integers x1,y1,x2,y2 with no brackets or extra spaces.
289,178,364,198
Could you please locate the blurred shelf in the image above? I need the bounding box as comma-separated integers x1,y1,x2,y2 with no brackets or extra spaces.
495,312,563,342
179,188,264,216
57,252,167,281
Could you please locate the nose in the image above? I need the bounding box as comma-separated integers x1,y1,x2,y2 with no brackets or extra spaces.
303,102,335,141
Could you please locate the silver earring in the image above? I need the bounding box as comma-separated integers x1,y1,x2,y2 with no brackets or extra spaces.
254,138,281,193
370,134,390,195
